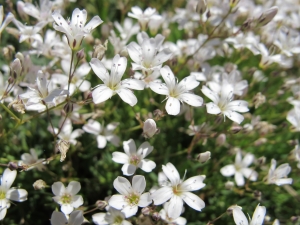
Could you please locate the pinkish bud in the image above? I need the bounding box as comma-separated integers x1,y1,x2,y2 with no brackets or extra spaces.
257,6,278,27
196,151,211,163
143,119,158,138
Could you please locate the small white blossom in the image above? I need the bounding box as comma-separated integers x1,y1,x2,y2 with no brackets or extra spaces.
142,119,159,138
128,6,160,30
108,175,152,218
0,5,15,35
159,202,187,225
231,204,266,225
52,181,84,215
151,163,206,219
51,210,84,225
112,139,156,176
92,207,132,225
150,66,203,115
266,159,293,186
19,148,45,171
0,168,28,220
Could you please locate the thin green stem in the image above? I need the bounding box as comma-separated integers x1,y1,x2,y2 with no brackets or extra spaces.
0,103,20,123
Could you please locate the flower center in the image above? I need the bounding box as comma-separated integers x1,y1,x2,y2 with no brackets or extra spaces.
61,193,72,204
125,193,140,206
172,185,182,196
0,190,6,200
129,155,141,166
113,216,124,225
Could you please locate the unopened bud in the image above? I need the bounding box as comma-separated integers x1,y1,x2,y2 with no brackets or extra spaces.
196,0,207,15
17,1,29,21
153,109,164,119
33,179,47,190
216,133,226,146
253,190,262,201
206,9,211,18
230,125,242,134
15,52,24,64
8,98,25,114
56,139,70,162
196,151,211,163
63,102,73,114
142,119,159,138
10,58,22,78
141,207,151,216
95,200,107,209
152,212,161,221
7,162,18,171
225,181,235,190
76,49,85,61
92,40,107,60
291,216,298,222
257,6,278,27
257,156,266,165
253,92,266,108
3,45,15,60
254,137,267,146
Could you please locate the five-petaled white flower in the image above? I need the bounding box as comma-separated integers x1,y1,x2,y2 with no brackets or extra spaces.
0,168,28,220
50,210,84,225
52,181,84,215
266,159,293,186
220,150,258,186
149,66,203,115
52,8,103,49
92,207,132,225
230,204,266,225
128,6,160,30
108,175,152,218
90,54,145,106
151,163,206,219
201,84,249,124
159,202,187,225
112,139,156,176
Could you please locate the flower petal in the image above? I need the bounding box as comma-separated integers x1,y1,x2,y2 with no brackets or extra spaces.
251,205,266,225
1,168,17,190
50,211,68,225
123,139,137,155
61,204,74,215
180,93,203,107
138,192,152,207
165,97,180,115
206,102,221,114
121,164,136,176
92,85,114,104
132,175,146,194
181,192,205,211
138,159,156,173
90,58,110,83
181,175,206,192
97,135,107,149
149,82,169,95
109,195,127,210
232,206,249,225
66,181,81,196
117,88,138,106
52,182,66,196
113,176,132,195
162,163,180,186
112,152,130,164
71,195,83,208
69,210,84,225
220,165,236,177
151,186,173,205
168,195,184,219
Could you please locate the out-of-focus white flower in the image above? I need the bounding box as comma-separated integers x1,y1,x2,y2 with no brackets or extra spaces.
19,148,45,171
220,150,257,186
201,84,249,124
52,181,83,215
196,151,211,163
22,0,53,23
92,207,132,225
50,210,84,225
128,6,160,30
273,219,280,225
112,139,156,176
13,19,46,43
159,202,187,225
90,54,145,106
230,204,266,225
52,8,103,50
108,175,152,218
143,119,159,138
82,119,120,149
0,168,28,220
0,5,15,35
287,106,300,131
150,66,203,115
151,162,206,219
266,159,292,186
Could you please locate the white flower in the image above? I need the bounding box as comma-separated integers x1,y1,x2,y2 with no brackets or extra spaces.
201,84,249,124
92,207,132,225
112,139,156,176
90,55,145,106
108,175,152,218
231,204,266,225
220,150,258,186
128,6,159,30
0,168,28,220
266,159,293,186
52,181,84,215
142,119,159,138
287,106,300,131
149,66,203,115
159,202,187,225
13,19,46,43
82,119,120,149
52,8,103,50
22,0,53,23
51,210,84,225
0,5,14,35
151,163,206,219
19,148,45,171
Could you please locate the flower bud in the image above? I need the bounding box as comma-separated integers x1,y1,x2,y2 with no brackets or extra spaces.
252,92,266,109
95,200,107,209
216,133,226,146
257,156,266,165
225,181,235,190
76,49,85,61
56,139,70,162
10,58,22,78
92,40,107,60
63,102,73,114
257,6,278,27
230,125,242,134
196,151,211,163
7,162,18,171
141,207,151,216
196,0,207,15
142,119,159,138
253,190,262,201
152,212,161,221
3,45,15,60
291,216,298,222
33,179,47,190
153,109,164,119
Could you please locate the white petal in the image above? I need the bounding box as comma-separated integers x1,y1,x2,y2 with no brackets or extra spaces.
113,176,132,195
201,85,219,103
227,100,249,113
52,11,71,36
121,164,137,176
92,85,114,104
180,93,203,107
138,192,152,207
50,211,68,225
151,186,173,205
138,159,156,173
220,165,236,177
181,192,205,211
117,88,138,106
121,205,138,218
121,79,145,90
61,204,74,215
242,153,254,167
162,163,180,186
181,175,206,192
123,139,137,155
109,195,127,210
82,119,101,135
153,48,172,66
71,195,83,208
149,82,169,95
69,210,84,225
235,172,245,186
90,58,109,82
92,213,107,224
165,97,181,115
168,195,184,219
127,42,142,64
233,206,249,225
241,168,258,181
137,142,153,158
52,182,65,196
1,168,17,190
160,66,175,89
178,75,199,91
206,102,221,114
6,189,28,202
110,54,127,82
224,110,244,124
84,16,103,31
97,135,107,149
251,205,266,225
275,178,293,186
132,175,146,194
66,181,81,196
112,152,130,164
